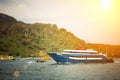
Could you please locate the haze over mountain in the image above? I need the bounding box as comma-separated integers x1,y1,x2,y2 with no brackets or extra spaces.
0,13,86,57
0,0,120,45
0,13,120,58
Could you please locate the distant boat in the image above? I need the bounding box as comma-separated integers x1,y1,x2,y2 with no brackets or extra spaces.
47,49,114,64
36,58,46,63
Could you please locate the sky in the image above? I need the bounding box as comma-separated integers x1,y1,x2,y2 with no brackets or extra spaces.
0,0,120,45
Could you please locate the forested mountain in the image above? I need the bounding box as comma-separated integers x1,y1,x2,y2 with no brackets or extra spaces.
87,43,120,58
0,13,86,57
0,13,120,58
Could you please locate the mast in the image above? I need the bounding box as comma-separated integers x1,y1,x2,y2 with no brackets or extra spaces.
106,45,108,57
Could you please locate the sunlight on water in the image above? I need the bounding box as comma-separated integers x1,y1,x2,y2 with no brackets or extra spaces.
114,62,119,63
27,61,33,64
13,70,20,77
0,59,120,80
23,65,28,70
114,58,120,64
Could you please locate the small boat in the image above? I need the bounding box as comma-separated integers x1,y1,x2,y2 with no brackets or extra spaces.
47,49,114,64
36,58,46,63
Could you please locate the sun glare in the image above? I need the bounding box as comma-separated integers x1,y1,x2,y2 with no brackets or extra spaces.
101,0,113,9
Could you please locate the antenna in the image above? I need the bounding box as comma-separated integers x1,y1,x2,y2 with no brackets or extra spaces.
106,45,108,57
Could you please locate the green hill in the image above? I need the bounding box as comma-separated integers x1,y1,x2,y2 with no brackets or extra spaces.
1,13,120,58
0,13,86,57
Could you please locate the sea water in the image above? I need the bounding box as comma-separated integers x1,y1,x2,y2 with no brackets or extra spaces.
0,59,120,80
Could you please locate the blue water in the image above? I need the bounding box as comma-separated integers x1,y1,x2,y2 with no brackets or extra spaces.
0,59,120,80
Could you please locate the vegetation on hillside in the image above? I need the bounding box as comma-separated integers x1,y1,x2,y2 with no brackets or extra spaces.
87,43,120,58
0,13,120,58
0,13,86,57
